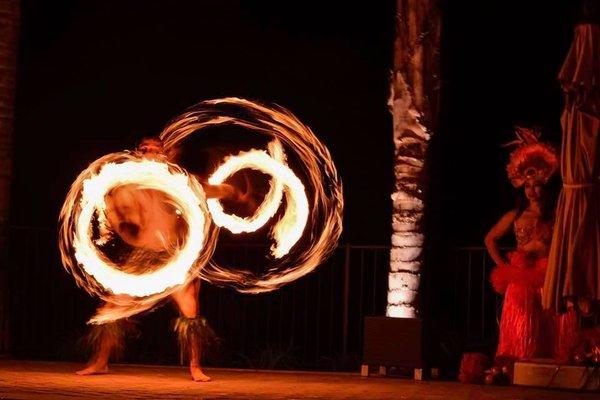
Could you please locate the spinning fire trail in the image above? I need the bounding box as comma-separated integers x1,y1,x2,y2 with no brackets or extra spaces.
59,98,344,323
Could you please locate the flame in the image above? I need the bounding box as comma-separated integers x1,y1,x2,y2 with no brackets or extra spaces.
59,153,217,323
207,140,309,258
59,97,343,325
74,160,206,296
206,140,285,235
161,97,344,293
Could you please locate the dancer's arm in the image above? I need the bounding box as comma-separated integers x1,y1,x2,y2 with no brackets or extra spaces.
484,210,516,267
202,182,238,200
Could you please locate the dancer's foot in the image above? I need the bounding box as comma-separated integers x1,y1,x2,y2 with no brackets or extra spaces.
190,365,211,382
76,363,108,375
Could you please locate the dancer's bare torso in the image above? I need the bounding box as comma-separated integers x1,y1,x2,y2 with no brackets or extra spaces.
105,186,183,252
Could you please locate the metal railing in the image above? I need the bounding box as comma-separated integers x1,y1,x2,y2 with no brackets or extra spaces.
197,242,390,370
447,247,503,346
1,226,502,370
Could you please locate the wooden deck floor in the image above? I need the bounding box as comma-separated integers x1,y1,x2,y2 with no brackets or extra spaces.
0,360,597,399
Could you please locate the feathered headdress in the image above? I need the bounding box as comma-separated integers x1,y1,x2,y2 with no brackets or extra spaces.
505,127,558,188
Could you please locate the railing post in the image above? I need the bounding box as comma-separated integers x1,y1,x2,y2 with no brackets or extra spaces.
341,243,350,363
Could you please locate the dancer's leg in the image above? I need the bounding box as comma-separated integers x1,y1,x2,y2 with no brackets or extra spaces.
172,280,211,382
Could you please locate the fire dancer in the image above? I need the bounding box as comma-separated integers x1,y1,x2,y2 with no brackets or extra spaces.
76,136,248,381
60,99,343,381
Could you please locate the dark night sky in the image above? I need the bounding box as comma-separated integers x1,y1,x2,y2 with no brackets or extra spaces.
12,0,585,246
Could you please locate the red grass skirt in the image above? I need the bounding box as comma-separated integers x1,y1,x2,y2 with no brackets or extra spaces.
491,251,577,362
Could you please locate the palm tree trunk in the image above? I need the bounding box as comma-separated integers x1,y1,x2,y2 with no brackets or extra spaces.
0,0,19,354
388,0,440,318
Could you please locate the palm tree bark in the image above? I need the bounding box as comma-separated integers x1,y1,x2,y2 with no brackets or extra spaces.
388,0,440,318
0,0,19,354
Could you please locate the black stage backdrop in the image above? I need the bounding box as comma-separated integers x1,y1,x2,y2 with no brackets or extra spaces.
7,0,586,371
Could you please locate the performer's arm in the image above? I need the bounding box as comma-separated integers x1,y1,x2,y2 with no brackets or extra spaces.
484,210,516,267
202,183,238,200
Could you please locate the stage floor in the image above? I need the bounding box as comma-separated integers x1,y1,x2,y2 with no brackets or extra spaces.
0,360,596,399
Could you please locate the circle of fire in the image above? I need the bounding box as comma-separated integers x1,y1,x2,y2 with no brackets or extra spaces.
59,97,343,323
160,97,344,293
207,140,308,259
59,152,217,322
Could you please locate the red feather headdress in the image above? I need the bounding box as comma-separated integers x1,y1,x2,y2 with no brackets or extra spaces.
505,127,558,188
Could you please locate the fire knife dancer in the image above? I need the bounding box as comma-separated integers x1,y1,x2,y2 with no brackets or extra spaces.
76,137,251,381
